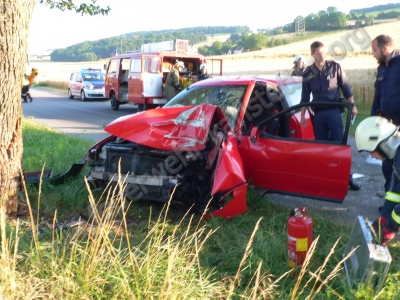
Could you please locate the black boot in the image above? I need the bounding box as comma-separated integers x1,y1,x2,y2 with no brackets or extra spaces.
349,174,360,191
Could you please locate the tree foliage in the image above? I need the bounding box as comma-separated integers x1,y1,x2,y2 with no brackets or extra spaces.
50,26,250,61
39,0,110,15
242,33,267,51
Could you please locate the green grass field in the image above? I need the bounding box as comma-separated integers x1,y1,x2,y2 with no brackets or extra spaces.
1,115,395,299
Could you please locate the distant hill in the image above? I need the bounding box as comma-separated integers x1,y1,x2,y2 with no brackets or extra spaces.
350,3,400,14
50,26,250,62
49,3,400,62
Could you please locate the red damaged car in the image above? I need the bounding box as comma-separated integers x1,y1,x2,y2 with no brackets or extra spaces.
86,75,354,219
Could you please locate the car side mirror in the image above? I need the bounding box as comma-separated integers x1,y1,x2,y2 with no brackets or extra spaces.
250,127,259,144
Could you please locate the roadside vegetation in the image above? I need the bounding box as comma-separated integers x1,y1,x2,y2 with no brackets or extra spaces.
0,117,396,298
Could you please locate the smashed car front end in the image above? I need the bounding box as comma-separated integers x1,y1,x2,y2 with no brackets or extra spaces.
86,104,248,218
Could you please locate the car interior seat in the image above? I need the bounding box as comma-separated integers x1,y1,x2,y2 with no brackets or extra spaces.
243,86,281,137
121,70,129,83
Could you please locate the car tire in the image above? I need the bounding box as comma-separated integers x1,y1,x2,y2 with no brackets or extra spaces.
68,89,74,99
137,104,145,112
111,94,120,111
81,90,87,101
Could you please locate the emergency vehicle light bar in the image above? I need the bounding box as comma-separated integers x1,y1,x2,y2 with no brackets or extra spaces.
81,68,101,72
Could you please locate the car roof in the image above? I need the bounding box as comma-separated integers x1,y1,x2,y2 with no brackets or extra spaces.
191,75,302,87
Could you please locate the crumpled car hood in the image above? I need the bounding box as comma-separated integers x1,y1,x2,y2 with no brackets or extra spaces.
105,104,230,151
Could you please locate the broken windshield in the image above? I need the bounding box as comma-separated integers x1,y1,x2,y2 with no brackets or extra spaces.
164,85,246,129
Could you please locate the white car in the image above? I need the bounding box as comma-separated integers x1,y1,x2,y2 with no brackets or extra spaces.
68,68,107,101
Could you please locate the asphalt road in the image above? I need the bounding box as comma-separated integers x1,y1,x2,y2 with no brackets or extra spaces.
22,87,139,142
23,87,386,227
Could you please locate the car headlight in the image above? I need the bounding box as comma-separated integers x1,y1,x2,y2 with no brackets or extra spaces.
85,83,94,90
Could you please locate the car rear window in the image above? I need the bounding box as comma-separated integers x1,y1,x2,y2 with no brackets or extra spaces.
82,73,105,81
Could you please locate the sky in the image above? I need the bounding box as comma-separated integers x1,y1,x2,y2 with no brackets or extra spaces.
27,0,388,54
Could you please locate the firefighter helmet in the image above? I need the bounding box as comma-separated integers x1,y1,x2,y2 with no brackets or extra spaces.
31,68,39,75
200,63,207,70
175,61,184,69
355,116,398,152
294,55,304,63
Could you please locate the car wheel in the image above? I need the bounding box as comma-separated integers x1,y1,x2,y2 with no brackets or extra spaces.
137,104,145,112
110,94,120,111
68,89,74,99
81,90,87,101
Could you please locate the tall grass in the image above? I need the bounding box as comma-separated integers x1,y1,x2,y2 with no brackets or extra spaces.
36,80,69,92
0,119,396,298
3,176,399,299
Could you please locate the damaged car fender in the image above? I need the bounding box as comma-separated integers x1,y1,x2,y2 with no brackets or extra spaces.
205,134,248,219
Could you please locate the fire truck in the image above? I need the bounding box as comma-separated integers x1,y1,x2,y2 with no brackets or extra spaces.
104,39,223,111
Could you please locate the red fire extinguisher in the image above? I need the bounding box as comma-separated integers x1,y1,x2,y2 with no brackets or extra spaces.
287,207,313,269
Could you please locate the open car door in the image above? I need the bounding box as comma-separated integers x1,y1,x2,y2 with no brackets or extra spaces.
239,101,353,202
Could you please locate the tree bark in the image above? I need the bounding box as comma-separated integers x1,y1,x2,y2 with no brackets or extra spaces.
0,0,36,215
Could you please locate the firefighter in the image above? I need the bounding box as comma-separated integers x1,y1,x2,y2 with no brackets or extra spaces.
165,61,183,101
21,73,30,103
28,68,39,85
355,116,400,245
198,63,211,81
291,55,306,76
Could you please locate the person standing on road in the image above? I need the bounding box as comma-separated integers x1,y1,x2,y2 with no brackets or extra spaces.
355,116,400,245
300,41,360,191
291,55,306,76
370,35,400,198
165,61,183,101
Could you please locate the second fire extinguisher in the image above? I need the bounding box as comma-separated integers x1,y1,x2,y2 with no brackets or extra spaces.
287,207,313,269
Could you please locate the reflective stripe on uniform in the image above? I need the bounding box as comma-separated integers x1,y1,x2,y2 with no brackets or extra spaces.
391,210,400,225
385,191,400,203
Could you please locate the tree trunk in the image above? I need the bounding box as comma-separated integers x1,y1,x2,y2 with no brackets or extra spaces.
0,0,36,215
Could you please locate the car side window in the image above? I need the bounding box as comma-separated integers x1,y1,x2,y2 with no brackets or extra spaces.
130,58,141,73
108,60,118,74
76,73,82,82
144,57,160,73
70,73,77,81
242,85,283,136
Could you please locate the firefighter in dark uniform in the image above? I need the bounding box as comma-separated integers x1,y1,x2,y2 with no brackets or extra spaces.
355,116,400,245
300,41,360,190
198,63,211,81
291,55,306,76
370,35,400,198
